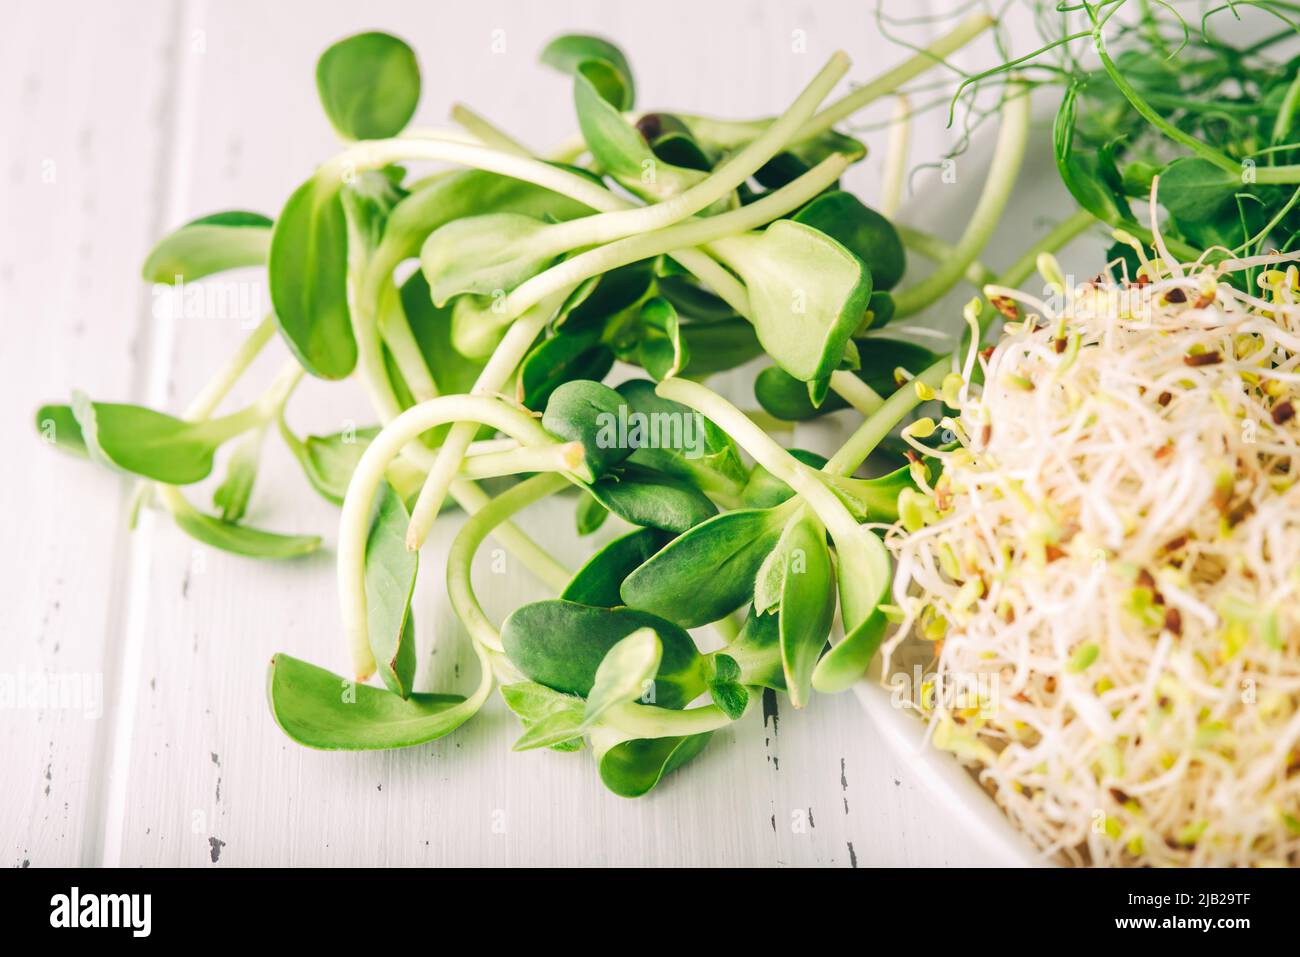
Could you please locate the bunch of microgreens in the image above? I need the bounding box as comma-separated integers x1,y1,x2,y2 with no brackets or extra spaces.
38,14,1117,798
885,227,1300,866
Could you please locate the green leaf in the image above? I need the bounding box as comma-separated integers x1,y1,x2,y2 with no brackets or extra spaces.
615,378,748,499
540,34,636,109
34,404,87,457
573,64,706,202
520,329,616,412
421,213,559,307
596,732,713,797
267,654,474,750
381,169,595,266
316,32,420,141
583,629,661,722
561,526,671,606
141,211,272,283
281,424,379,505
792,191,905,291
212,428,263,522
706,653,748,719
1158,157,1244,225
63,393,253,485
364,483,418,698
588,468,718,534
812,530,893,694
637,296,689,380
775,510,836,707
500,599,707,709
726,608,786,691
168,492,320,560
1053,82,1132,226
574,489,611,536
542,379,633,477
710,220,871,381
500,681,586,752
269,173,356,379
620,507,789,627
676,317,764,375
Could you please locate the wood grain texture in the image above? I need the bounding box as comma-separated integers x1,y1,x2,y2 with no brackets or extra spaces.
2,0,1034,867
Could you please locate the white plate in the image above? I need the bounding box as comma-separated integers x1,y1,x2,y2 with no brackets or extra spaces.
831,108,1109,867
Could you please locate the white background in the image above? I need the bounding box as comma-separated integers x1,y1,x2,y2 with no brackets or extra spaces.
2,0,1077,866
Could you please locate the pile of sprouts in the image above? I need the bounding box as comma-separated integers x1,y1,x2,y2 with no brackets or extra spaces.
883,230,1300,866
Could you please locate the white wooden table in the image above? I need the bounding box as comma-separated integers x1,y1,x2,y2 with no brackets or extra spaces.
2,0,1055,867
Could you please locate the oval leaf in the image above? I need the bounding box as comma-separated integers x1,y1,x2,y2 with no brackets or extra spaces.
316,32,420,141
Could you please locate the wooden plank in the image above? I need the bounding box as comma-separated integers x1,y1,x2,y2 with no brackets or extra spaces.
0,0,178,866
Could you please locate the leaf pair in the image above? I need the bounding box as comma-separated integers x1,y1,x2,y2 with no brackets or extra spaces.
709,219,872,382
499,601,718,796
543,379,720,534
270,32,422,380
500,600,708,711
37,400,321,559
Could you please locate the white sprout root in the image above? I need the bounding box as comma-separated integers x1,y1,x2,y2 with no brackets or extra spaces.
884,251,1300,866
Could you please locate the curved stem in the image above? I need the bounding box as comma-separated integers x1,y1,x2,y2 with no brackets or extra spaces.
542,51,850,251
327,135,618,211
338,394,566,680
897,225,995,287
795,12,994,141
404,296,563,548
183,313,277,419
446,480,571,593
502,154,851,322
880,95,911,219
891,82,1031,318
447,472,570,654
450,104,533,156
604,698,744,738
459,441,584,481
829,370,885,415
655,378,860,546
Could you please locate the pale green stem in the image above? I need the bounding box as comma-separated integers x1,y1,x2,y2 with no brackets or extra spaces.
829,370,885,415
502,154,851,322
539,51,850,251
328,135,618,210
459,441,584,481
374,278,438,402
446,479,571,593
447,472,570,654
891,83,1031,318
450,103,534,156
655,378,861,547
880,95,911,220
604,698,747,738
338,394,565,680
897,225,995,287
183,313,277,419
794,12,995,141
404,296,564,549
